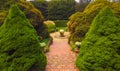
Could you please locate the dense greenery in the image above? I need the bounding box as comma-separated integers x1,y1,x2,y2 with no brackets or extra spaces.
68,0,120,44
75,0,91,12
32,0,48,20
54,20,68,27
0,5,46,71
17,0,49,39
0,11,7,26
54,20,68,31
44,20,56,33
47,0,75,20
68,12,89,43
0,0,50,39
76,7,120,71
31,0,76,20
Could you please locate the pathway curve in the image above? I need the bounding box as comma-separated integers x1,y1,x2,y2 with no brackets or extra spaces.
45,32,79,71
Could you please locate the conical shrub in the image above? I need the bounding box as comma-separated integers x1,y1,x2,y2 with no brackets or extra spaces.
0,5,46,71
76,7,120,71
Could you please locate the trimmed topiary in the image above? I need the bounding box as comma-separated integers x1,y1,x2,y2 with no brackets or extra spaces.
68,12,90,43
0,11,7,26
68,0,120,44
17,0,50,39
84,0,110,22
0,0,50,39
76,7,120,71
0,5,46,71
44,20,56,33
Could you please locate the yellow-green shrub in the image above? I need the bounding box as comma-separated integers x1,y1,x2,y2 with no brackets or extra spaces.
44,20,56,33
0,11,7,26
68,12,90,43
68,0,120,43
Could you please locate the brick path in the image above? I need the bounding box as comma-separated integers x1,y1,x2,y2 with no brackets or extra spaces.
45,32,79,71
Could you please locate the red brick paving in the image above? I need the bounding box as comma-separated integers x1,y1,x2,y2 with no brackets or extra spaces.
45,32,79,71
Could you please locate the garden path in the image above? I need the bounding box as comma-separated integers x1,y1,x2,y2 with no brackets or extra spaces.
45,32,79,71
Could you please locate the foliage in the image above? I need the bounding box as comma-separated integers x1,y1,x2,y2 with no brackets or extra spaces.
0,11,7,26
47,0,76,20
54,20,68,27
0,0,15,26
68,0,120,43
0,5,46,71
111,2,120,21
44,20,56,33
70,42,76,51
68,12,89,43
54,20,68,31
0,0,15,10
0,0,50,39
40,37,52,52
76,7,120,71
17,0,50,39
75,0,91,12
32,0,48,20
84,0,111,23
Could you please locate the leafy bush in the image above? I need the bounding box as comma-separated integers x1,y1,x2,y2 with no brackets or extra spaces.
68,12,90,43
44,20,56,33
54,20,68,27
0,11,7,26
68,0,120,43
111,2,120,21
17,0,50,39
0,0,50,39
84,0,111,22
40,37,53,53
47,0,75,20
76,7,120,71
0,5,46,71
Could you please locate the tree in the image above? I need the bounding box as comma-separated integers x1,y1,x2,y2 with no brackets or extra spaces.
47,0,76,20
75,0,91,12
0,5,46,71
32,0,48,20
76,7,120,71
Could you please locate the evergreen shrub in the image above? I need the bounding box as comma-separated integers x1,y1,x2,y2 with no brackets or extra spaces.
44,20,56,33
0,5,46,71
76,7,120,71
68,0,120,43
68,12,89,43
0,0,50,39
54,20,68,27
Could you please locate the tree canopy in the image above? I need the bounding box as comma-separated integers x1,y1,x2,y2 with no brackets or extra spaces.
47,0,76,20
